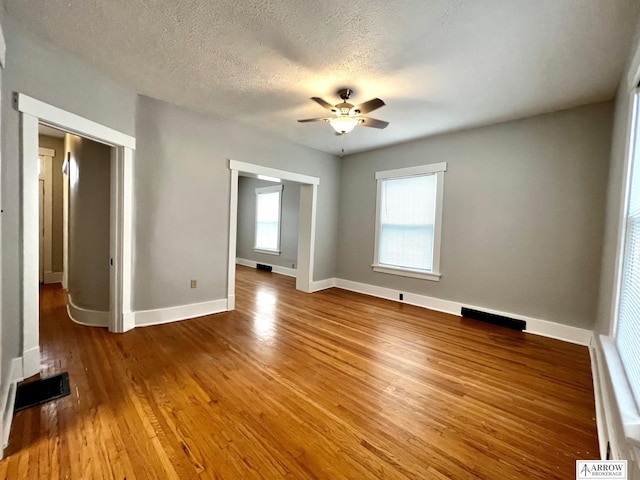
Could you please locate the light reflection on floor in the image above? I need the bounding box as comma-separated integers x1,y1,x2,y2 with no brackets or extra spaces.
253,287,277,342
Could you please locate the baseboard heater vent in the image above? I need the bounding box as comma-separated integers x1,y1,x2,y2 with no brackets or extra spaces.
256,263,273,272
461,307,526,331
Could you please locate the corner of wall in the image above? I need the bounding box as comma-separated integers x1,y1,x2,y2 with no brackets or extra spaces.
0,356,24,457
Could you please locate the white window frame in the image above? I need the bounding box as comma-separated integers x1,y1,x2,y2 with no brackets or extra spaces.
602,83,640,453
372,162,447,282
254,184,283,255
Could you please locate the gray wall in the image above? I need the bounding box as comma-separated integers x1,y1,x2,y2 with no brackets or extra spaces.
237,176,300,269
0,15,137,376
66,134,111,311
337,102,613,329
132,95,339,311
38,134,64,272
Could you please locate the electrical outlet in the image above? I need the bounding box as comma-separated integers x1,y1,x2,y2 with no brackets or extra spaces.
292,263,295,268
190,280,197,288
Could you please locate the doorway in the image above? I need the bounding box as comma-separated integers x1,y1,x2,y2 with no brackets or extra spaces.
37,127,65,286
227,160,320,310
235,175,301,278
17,93,136,378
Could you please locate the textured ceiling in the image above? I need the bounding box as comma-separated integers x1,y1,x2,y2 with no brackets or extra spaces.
5,0,640,155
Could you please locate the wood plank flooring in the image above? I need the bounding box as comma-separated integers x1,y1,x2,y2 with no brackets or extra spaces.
0,266,598,479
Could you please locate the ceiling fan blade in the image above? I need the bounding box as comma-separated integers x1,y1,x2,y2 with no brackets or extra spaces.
297,117,328,123
360,117,389,129
310,97,335,110
356,98,385,114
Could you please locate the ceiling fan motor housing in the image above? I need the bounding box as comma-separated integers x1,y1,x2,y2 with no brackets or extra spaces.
337,88,353,101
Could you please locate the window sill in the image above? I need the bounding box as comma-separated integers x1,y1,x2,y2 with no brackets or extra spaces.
253,248,281,256
372,264,441,282
599,335,640,448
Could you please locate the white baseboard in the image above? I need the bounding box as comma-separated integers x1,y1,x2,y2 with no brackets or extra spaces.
67,293,109,328
593,336,640,466
122,312,135,333
236,258,297,278
227,295,236,311
590,343,608,459
44,271,63,284
22,347,41,379
333,278,593,346
134,298,228,327
309,278,336,292
1,357,24,456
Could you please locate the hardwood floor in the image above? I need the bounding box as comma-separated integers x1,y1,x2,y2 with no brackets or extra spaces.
0,266,598,479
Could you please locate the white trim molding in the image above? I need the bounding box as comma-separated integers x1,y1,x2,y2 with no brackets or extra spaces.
254,184,283,254
332,278,592,346
371,264,441,282
134,299,229,328
0,20,6,68
309,278,336,292
599,336,640,445
22,347,41,380
236,258,297,277
17,94,135,149
228,160,320,307
0,357,24,457
44,271,64,284
229,160,320,186
38,147,55,157
591,336,640,471
67,294,109,328
590,342,609,459
16,93,136,341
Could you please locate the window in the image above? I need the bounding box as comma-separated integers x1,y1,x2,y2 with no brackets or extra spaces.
254,185,283,255
373,163,447,281
616,88,640,408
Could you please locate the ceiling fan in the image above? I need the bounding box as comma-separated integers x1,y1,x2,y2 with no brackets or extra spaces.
298,88,389,135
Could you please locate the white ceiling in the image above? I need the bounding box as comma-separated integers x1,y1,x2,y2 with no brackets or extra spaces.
6,0,640,155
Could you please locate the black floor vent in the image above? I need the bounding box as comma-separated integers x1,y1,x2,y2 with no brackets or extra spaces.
461,307,526,331
256,263,273,272
14,372,70,412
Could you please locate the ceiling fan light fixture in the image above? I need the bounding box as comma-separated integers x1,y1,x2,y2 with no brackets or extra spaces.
329,116,358,134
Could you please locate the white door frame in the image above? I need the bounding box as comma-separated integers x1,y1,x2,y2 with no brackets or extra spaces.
227,159,319,309
16,93,136,378
38,148,55,283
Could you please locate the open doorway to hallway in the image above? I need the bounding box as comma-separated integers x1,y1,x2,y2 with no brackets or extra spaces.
37,123,114,344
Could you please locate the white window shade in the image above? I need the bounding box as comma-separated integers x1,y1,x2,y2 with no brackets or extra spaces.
373,162,446,281
379,175,436,271
254,185,283,254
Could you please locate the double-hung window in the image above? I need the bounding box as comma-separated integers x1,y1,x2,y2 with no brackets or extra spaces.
373,162,447,281
616,87,640,410
254,185,283,255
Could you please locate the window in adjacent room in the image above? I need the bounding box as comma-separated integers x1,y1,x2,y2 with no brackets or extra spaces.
373,162,447,281
616,86,640,408
254,184,283,255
